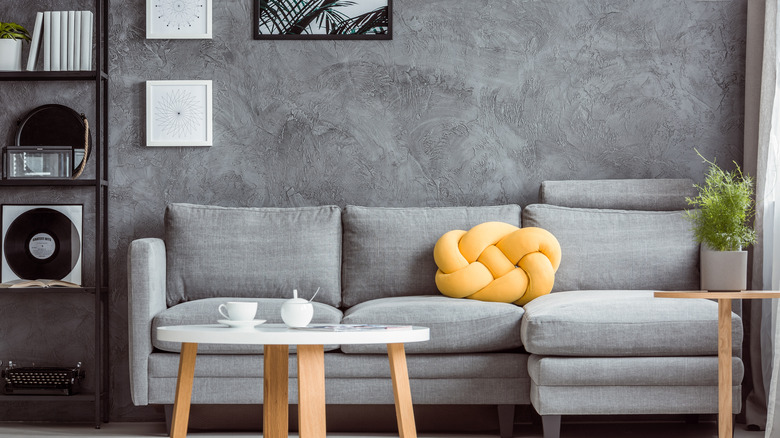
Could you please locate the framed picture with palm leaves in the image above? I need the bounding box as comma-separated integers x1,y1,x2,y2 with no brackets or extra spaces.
254,0,392,40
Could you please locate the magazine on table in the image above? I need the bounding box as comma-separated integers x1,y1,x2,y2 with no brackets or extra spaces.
294,324,413,331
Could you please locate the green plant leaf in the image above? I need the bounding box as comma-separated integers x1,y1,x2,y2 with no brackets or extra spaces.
0,22,31,41
257,0,355,35
329,6,388,35
684,151,756,251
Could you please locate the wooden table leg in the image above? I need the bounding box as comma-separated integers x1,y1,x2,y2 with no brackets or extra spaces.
718,299,732,438
170,342,198,438
387,343,417,438
297,345,326,438
263,345,289,438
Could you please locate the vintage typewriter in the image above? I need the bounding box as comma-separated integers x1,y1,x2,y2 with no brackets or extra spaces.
1,361,85,395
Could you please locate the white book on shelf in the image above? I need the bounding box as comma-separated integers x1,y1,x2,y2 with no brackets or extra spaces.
80,11,92,71
60,11,68,70
42,11,51,71
26,12,44,71
50,11,60,71
67,11,75,71
73,11,81,71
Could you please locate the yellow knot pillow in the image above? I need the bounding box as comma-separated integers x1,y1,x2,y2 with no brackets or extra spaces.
433,222,561,306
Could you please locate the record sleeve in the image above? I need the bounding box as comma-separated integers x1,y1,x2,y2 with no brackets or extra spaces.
1,205,82,285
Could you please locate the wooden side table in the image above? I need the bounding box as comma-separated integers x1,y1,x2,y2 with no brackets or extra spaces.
654,291,780,438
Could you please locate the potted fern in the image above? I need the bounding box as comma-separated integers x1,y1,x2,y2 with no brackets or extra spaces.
0,22,30,71
685,153,756,291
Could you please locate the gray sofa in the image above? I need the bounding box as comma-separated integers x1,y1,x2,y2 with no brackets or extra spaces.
128,179,743,438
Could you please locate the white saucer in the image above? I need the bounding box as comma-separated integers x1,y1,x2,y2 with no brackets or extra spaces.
217,319,266,329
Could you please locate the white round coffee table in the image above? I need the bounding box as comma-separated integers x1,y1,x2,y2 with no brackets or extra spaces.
157,323,430,438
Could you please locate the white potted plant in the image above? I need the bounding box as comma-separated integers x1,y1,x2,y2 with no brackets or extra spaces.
685,153,756,291
0,22,30,71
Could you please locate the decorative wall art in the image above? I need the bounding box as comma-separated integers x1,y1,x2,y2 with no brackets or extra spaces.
145,80,213,147
254,0,391,40
146,0,213,39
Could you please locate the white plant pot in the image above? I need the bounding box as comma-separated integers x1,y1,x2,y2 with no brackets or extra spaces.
700,245,747,291
0,39,23,71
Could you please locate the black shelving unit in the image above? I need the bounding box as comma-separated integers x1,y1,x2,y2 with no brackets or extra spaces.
0,0,109,429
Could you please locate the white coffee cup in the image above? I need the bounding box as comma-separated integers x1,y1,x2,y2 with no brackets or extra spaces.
218,301,258,321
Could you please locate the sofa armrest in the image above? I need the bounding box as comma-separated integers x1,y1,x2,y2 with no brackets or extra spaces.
127,238,167,406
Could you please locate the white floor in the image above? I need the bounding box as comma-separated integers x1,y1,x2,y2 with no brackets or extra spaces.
0,421,766,438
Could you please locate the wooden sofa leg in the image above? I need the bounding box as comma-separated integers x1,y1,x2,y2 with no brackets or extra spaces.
542,415,561,438
497,404,514,438
164,405,173,434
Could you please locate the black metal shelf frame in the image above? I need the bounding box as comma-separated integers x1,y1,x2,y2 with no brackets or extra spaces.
0,0,110,429
0,393,97,402
0,71,98,81
0,287,97,294
0,179,104,186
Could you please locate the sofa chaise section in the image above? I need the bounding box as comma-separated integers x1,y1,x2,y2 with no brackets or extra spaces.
520,179,744,438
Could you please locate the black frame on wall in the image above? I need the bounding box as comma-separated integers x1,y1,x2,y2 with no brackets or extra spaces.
253,0,392,40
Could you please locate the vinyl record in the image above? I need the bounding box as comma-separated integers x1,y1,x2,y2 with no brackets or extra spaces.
3,208,81,280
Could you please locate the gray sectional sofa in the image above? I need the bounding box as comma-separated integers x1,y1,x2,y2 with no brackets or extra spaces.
128,179,743,438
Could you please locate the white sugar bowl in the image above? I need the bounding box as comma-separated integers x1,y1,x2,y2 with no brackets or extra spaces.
281,289,313,328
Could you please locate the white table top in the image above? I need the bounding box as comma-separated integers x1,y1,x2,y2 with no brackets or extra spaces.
156,323,430,345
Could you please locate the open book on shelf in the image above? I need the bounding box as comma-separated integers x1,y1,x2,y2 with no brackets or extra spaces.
294,324,413,332
0,279,80,288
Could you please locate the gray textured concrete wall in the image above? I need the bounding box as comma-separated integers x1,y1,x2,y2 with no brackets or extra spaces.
0,0,746,422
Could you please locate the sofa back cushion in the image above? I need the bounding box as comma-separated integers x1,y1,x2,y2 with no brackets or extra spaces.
539,179,696,210
523,178,699,292
341,205,521,308
165,203,342,307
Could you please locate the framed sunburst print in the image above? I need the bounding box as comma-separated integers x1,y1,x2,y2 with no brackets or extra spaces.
145,80,213,147
146,0,213,39
254,0,391,40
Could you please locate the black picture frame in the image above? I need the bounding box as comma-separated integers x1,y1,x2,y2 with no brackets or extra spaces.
253,0,392,40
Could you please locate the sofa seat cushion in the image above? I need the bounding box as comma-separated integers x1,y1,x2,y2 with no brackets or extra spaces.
340,295,524,354
520,290,742,356
152,298,343,354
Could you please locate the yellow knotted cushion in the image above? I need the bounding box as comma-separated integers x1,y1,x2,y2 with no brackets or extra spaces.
434,222,561,306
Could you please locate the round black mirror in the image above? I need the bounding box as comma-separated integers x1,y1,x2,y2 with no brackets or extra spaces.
15,104,92,177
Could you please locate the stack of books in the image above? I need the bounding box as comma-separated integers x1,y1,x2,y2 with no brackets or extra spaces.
26,11,94,72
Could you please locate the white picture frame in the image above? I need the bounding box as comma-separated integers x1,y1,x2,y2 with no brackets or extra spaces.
146,0,213,39
146,80,213,147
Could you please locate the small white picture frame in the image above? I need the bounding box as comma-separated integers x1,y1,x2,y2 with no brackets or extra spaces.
146,0,213,39
146,80,213,147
